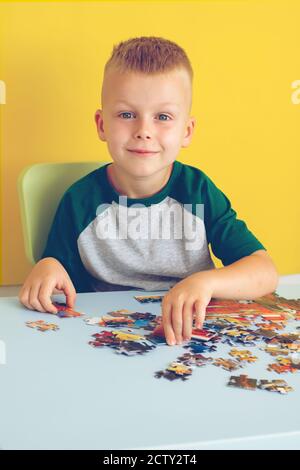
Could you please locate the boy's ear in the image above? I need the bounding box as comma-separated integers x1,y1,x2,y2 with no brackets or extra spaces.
94,109,106,142
181,116,196,148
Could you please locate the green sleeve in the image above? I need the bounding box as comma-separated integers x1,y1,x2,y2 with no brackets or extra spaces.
203,175,266,266
39,191,93,293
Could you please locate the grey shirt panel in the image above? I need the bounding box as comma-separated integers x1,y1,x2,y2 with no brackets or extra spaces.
78,197,215,291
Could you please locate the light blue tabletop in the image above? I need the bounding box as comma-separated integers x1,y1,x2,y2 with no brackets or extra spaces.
0,277,300,450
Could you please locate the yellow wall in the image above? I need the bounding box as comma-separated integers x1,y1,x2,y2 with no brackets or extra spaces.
0,0,300,285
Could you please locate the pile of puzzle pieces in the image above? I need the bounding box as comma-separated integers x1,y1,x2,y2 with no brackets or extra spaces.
24,293,300,394
152,294,300,393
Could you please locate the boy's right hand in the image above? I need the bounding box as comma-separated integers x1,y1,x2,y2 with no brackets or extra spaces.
18,257,76,314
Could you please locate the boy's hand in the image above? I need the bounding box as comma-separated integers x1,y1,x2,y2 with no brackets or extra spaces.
161,272,214,346
18,257,76,314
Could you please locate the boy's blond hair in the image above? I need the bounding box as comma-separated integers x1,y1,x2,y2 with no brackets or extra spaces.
103,36,193,83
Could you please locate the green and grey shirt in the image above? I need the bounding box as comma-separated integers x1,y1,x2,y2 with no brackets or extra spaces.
40,160,266,292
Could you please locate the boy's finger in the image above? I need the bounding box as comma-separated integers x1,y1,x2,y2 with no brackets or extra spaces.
171,301,184,344
162,301,176,345
28,283,47,313
63,281,77,308
182,301,193,341
19,286,32,310
39,281,58,314
194,299,206,329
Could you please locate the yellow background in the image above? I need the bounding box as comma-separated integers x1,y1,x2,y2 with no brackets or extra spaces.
0,0,299,285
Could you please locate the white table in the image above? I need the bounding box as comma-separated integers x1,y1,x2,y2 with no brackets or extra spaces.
0,275,299,450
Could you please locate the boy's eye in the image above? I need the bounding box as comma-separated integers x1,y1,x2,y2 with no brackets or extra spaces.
119,112,133,119
118,112,171,121
158,114,171,121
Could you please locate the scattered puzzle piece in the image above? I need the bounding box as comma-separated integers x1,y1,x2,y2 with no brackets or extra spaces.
52,302,84,318
258,379,293,394
26,320,59,332
213,357,243,372
134,295,163,304
177,352,213,367
155,362,192,381
85,311,157,330
229,348,258,363
88,330,156,355
228,374,257,390
267,356,300,374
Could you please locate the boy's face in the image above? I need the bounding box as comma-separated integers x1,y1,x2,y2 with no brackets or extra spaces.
95,67,196,178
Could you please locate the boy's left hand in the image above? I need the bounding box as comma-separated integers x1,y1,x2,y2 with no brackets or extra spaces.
161,272,214,346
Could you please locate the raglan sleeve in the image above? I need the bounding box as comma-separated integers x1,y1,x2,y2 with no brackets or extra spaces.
202,174,266,266
39,190,92,293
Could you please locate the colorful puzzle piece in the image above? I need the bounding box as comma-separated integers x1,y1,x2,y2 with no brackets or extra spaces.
26,320,59,332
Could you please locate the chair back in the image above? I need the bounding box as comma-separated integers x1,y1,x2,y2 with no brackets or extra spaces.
18,161,108,264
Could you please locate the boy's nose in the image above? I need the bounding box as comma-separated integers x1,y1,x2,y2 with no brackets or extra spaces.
134,122,152,140
135,131,152,139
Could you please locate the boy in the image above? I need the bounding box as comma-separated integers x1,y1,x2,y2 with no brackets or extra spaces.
19,36,279,346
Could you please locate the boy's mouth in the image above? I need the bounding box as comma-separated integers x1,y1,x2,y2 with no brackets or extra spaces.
127,149,159,155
